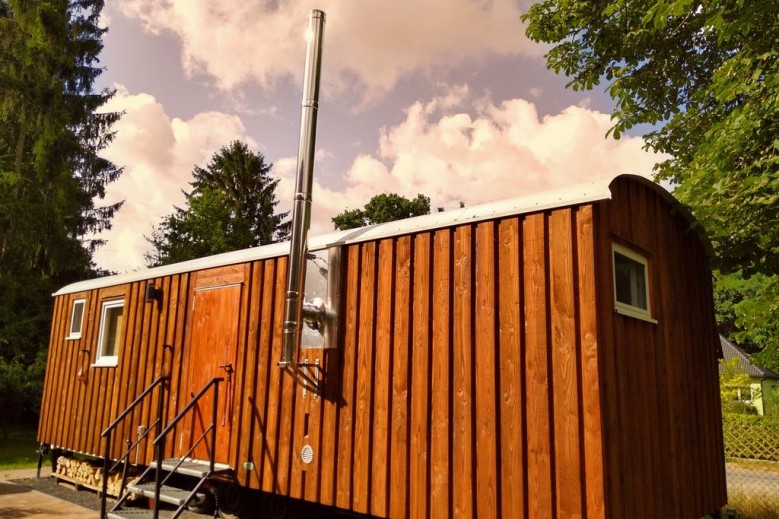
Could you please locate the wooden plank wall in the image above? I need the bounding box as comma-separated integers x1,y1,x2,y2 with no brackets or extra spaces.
39,207,606,518
38,273,193,462
229,208,607,519
597,177,727,518
37,178,726,519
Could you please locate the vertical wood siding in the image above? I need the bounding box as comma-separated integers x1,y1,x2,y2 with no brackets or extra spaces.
38,273,193,460
38,176,725,518
597,177,726,518
234,209,606,519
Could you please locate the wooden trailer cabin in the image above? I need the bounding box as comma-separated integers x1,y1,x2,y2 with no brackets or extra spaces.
38,174,726,518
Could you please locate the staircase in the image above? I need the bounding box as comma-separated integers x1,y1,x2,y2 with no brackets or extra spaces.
101,377,226,519
107,457,231,519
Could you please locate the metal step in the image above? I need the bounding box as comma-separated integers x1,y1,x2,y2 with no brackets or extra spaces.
128,481,192,506
106,508,190,519
149,457,231,478
107,509,174,519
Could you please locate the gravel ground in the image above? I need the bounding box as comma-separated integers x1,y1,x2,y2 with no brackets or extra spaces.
8,474,210,518
10,475,102,512
5,470,360,519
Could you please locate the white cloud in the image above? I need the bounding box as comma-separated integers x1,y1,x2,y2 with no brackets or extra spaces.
93,85,660,273
93,85,254,272
274,87,661,233
116,0,535,102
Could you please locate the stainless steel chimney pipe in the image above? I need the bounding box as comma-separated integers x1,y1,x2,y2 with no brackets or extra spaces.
280,10,325,367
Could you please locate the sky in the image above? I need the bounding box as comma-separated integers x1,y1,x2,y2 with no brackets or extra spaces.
92,0,662,273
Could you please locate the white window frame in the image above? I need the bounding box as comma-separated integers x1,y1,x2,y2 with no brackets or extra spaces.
66,298,86,340
93,299,124,367
612,243,657,324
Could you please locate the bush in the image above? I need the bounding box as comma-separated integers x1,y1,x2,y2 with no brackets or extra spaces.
0,350,46,434
723,413,779,462
763,386,779,418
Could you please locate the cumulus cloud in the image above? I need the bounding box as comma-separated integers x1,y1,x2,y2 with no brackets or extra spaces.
93,85,254,272
116,0,534,102
274,86,661,234
93,85,660,273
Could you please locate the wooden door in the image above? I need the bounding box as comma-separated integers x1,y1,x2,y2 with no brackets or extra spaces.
180,283,241,464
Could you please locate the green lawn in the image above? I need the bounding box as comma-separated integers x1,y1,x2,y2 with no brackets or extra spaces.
0,426,40,470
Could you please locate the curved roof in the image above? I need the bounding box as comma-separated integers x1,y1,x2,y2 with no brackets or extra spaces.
54,173,690,296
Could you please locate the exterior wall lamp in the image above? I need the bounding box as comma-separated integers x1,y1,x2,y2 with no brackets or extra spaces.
145,282,159,303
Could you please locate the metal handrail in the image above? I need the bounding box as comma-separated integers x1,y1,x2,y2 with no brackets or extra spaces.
103,416,162,513
101,375,168,437
100,375,168,519
151,377,222,519
153,377,223,445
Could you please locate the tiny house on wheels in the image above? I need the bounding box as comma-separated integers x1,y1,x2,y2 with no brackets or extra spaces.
38,174,727,519
39,11,726,519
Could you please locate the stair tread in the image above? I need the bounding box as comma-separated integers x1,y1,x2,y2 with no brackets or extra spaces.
128,482,192,506
150,457,230,477
107,510,174,519
106,508,189,519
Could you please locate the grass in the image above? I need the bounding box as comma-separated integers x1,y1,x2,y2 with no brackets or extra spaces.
0,425,40,470
726,459,779,519
727,484,779,519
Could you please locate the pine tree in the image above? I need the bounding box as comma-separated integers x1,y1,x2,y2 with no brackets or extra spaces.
0,0,122,282
146,141,289,266
0,0,121,423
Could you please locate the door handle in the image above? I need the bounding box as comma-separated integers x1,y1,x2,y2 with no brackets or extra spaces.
218,363,233,375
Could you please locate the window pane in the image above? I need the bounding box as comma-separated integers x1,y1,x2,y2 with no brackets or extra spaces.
96,300,124,365
102,305,123,357
69,300,85,336
614,251,648,310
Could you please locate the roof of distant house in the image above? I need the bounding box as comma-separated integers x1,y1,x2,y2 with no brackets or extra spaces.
720,335,779,379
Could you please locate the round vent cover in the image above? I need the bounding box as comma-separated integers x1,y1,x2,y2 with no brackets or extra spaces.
301,444,314,464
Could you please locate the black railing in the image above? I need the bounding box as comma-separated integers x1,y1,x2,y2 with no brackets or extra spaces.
100,375,168,518
150,377,223,519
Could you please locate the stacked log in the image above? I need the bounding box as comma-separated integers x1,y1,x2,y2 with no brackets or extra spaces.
53,455,127,497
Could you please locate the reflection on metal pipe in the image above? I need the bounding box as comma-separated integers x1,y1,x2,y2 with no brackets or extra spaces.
281,10,326,367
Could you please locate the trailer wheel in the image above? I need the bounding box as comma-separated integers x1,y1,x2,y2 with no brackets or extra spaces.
187,490,215,515
265,495,288,519
216,483,245,519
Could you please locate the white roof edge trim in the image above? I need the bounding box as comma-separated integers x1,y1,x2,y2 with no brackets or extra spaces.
54,174,659,296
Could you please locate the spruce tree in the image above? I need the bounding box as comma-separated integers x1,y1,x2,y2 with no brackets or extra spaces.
0,0,121,424
146,141,289,266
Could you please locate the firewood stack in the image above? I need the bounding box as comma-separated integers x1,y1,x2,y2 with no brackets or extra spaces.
54,455,129,497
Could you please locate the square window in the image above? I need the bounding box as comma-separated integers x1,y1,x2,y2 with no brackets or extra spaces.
67,299,85,339
612,243,655,322
95,300,124,367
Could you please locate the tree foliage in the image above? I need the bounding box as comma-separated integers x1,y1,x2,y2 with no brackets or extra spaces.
1,0,122,276
146,141,289,266
714,272,779,373
0,0,120,424
332,193,431,231
719,357,759,415
522,0,779,277
0,352,46,429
